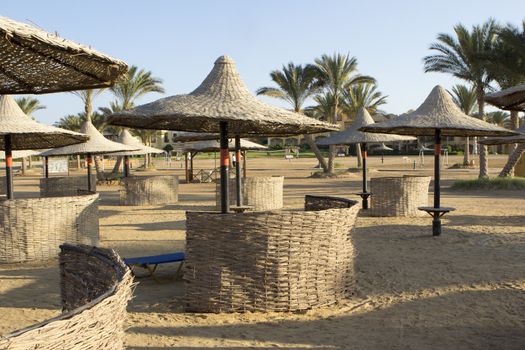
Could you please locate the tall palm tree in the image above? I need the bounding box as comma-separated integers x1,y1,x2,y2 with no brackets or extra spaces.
342,82,387,167
486,111,510,127
310,53,375,174
424,19,499,177
107,65,164,169
450,84,478,165
488,21,525,176
71,89,108,178
256,63,327,171
15,97,45,172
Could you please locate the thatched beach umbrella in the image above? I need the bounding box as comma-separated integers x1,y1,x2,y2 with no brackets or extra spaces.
111,129,165,177
40,121,138,191
318,107,415,209
0,16,127,94
108,55,337,213
485,83,525,111
479,125,525,146
373,143,394,163
0,95,87,198
181,139,266,182
361,85,517,236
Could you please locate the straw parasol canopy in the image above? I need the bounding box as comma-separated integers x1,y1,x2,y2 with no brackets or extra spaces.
111,129,165,156
485,83,525,111
172,131,220,142
360,86,517,137
107,55,338,135
0,149,41,159
318,108,415,145
40,120,138,156
0,95,87,149
480,125,525,145
181,139,267,153
374,143,393,151
0,16,127,94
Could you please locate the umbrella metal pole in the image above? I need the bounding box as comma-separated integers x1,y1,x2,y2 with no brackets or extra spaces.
361,142,369,209
4,135,13,199
44,156,49,178
219,121,230,213
234,135,242,207
87,153,93,192
433,129,441,236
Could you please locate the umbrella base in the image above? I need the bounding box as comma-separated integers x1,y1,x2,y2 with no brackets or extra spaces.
356,192,372,209
418,206,456,236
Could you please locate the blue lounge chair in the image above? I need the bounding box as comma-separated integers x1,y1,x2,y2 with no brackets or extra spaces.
124,252,185,280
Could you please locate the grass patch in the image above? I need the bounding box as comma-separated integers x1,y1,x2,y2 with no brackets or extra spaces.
451,177,525,191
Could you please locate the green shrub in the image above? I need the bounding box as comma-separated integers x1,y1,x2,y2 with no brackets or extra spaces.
451,177,525,191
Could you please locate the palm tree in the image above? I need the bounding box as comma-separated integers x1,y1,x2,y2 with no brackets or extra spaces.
310,53,375,174
424,19,499,178
256,63,327,171
488,21,525,176
450,84,478,165
107,65,164,169
486,111,510,127
342,82,388,167
15,97,45,172
70,89,108,178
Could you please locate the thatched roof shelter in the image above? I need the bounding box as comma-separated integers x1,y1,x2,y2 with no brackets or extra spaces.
172,131,219,142
480,125,525,145
0,95,87,150
485,84,525,111
360,85,518,237
318,108,415,145
374,143,394,151
360,86,517,137
111,129,165,156
0,16,127,94
40,120,138,156
107,55,337,136
182,139,266,153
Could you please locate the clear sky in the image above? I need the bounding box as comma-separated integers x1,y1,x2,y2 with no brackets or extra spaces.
3,0,525,124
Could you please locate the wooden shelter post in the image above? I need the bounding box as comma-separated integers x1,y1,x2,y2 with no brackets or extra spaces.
4,135,13,199
44,156,49,178
87,153,93,192
219,121,230,213
234,135,242,206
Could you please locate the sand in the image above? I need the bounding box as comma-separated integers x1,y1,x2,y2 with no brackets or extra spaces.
0,154,524,349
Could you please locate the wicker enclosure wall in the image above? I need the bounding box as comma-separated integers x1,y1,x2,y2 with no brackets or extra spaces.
40,175,97,197
369,175,431,217
0,244,133,350
0,177,4,195
0,193,100,263
185,196,360,313
215,176,284,210
120,175,179,206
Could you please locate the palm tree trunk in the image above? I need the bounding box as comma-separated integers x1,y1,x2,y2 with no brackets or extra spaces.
77,155,81,169
112,156,123,174
356,143,363,168
477,92,488,178
304,134,328,171
327,98,338,174
498,144,525,177
463,137,470,165
21,157,26,175
506,110,519,172
94,155,104,180
28,156,32,169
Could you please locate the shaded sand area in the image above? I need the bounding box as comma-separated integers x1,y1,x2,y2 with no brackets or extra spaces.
1,155,524,349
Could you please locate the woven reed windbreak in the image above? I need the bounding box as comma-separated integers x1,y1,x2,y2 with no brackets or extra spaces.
369,176,431,217
40,175,97,197
304,195,358,211
0,193,99,263
215,176,284,210
0,177,4,195
0,244,133,350
185,196,360,313
119,175,179,206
